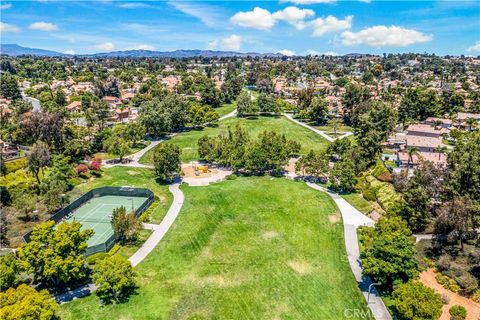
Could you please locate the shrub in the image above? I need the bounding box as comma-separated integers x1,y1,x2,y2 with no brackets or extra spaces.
86,252,108,265
456,273,478,294
472,289,480,303
436,273,461,293
90,157,102,171
393,282,442,320
108,244,121,257
4,158,27,174
75,163,89,175
449,305,467,320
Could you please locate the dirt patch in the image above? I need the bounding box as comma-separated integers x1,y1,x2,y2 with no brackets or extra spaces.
328,213,341,224
262,230,279,240
287,260,313,274
127,170,139,175
420,268,480,320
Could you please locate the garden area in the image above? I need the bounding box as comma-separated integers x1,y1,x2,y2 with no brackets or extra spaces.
140,115,330,164
58,177,371,319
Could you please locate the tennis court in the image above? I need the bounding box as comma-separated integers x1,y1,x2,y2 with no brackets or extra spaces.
65,195,149,247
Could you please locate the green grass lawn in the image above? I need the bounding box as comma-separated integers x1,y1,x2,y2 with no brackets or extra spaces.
71,167,172,224
140,116,330,164
59,177,370,320
340,192,373,214
215,102,236,117
93,142,150,160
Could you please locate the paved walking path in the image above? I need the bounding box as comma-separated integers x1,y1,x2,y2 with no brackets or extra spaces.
55,178,185,304
129,180,184,267
219,109,237,121
283,113,353,142
305,182,392,320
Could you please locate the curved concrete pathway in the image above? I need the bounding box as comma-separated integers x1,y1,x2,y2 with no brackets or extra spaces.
55,178,185,304
306,182,391,320
283,113,353,142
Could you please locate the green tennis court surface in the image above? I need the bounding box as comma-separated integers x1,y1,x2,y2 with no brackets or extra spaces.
66,195,148,247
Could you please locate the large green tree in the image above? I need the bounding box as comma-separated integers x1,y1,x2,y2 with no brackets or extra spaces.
393,281,442,320
0,284,57,320
27,141,51,184
153,143,181,181
92,256,136,304
17,221,93,285
0,73,21,100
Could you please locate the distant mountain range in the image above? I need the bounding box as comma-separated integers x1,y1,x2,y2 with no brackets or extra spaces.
0,44,284,58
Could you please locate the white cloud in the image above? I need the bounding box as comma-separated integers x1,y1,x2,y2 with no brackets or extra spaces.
220,35,242,51
0,3,12,10
29,21,58,31
278,49,296,56
341,25,432,47
207,35,242,51
306,49,319,55
207,40,219,50
169,1,220,27
64,49,75,55
0,22,20,32
125,44,156,51
323,51,338,56
280,0,336,4
118,2,154,9
310,15,352,37
95,42,115,51
231,7,276,30
272,6,315,30
466,42,480,52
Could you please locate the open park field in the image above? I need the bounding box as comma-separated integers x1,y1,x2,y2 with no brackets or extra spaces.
140,115,330,164
58,177,370,320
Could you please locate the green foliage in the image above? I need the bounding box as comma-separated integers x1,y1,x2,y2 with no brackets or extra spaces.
329,159,357,192
17,221,93,285
435,273,461,293
364,175,402,215
295,150,329,179
27,141,51,184
153,143,181,181
85,252,108,266
393,281,442,320
139,94,189,136
0,284,57,320
103,136,131,161
257,93,280,114
449,305,467,320
4,158,26,174
92,256,136,303
236,91,258,117
0,254,17,292
112,206,141,244
0,73,21,100
360,217,418,288
399,88,441,124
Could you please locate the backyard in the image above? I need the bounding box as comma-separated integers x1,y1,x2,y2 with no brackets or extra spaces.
140,115,331,164
58,177,370,319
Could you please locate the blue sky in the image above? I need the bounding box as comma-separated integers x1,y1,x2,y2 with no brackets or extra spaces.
1,0,479,55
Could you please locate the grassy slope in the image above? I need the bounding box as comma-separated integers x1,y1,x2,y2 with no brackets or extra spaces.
140,116,330,164
59,177,370,320
71,167,172,223
341,192,373,214
215,102,236,117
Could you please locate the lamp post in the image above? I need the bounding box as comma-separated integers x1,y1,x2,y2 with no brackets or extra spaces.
367,283,380,303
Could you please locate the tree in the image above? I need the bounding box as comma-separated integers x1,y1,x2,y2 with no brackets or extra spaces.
153,143,181,181
329,159,357,192
27,141,51,184
308,96,329,124
295,150,329,180
98,75,120,97
393,282,442,320
45,154,75,183
112,206,141,244
449,305,467,320
103,136,131,162
12,100,33,119
124,122,146,147
0,254,17,292
399,88,440,125
0,73,21,100
360,217,418,288
342,84,370,124
94,100,111,131
222,71,244,103
17,221,93,285
257,93,279,114
11,191,37,221
0,284,57,320
139,94,189,136
19,111,64,151
201,81,223,108
92,256,136,303
435,197,477,251
236,91,257,117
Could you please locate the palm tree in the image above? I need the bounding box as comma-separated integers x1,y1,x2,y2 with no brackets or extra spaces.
406,146,418,169
434,146,448,161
